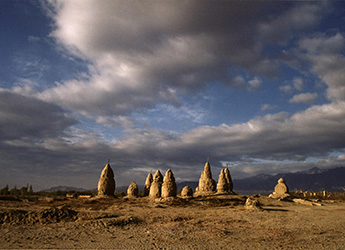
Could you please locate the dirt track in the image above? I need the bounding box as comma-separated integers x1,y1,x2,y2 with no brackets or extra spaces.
1,195,345,249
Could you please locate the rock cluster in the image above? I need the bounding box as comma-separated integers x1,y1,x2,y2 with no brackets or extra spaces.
97,160,116,196
181,186,193,198
161,169,177,198
224,167,233,192
149,170,163,198
195,160,216,195
144,173,153,196
269,178,290,199
147,169,178,199
127,181,138,198
217,166,234,194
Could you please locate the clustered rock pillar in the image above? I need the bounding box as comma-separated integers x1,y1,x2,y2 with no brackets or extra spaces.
217,169,228,193
195,159,216,195
224,167,233,192
161,169,177,198
127,181,138,198
144,173,153,196
97,160,116,196
149,170,163,198
216,165,234,194
269,178,290,199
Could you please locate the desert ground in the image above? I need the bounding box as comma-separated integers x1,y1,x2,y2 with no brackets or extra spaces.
1,194,345,249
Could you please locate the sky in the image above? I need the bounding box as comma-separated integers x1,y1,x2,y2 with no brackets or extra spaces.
1,0,345,191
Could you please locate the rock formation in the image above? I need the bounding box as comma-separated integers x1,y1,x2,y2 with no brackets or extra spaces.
269,178,290,199
217,169,228,193
149,170,163,198
181,186,193,198
161,169,177,198
245,197,262,210
224,166,233,192
97,160,116,196
195,159,216,195
153,170,163,183
144,173,153,196
127,181,138,198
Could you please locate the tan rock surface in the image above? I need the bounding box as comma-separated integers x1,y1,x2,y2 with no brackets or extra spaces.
153,170,163,183
161,169,177,198
217,169,228,193
181,186,193,198
144,173,153,196
97,160,116,196
127,181,138,198
195,160,216,195
270,178,290,199
149,170,163,198
224,167,234,192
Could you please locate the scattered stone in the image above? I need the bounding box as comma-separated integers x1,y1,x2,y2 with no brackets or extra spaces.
161,169,177,198
195,159,216,196
181,186,193,198
269,178,290,199
97,160,116,196
245,197,262,210
149,170,163,198
217,169,228,193
127,181,139,198
292,198,323,206
224,167,234,192
144,173,153,196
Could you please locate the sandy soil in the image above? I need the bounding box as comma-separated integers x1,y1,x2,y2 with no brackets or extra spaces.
1,195,345,249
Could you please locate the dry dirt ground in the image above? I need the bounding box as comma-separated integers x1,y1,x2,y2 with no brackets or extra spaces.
1,195,345,249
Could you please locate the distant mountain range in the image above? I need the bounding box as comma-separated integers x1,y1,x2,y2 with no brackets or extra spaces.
41,185,86,192
42,167,345,194
177,167,345,193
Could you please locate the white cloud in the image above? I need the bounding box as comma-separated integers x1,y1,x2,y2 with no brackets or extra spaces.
248,77,262,90
39,1,325,117
261,104,278,111
293,77,304,91
297,33,345,101
289,92,318,104
280,84,293,93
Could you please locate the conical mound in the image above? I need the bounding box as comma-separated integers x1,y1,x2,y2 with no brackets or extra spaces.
98,160,116,196
149,169,163,198
127,181,138,198
144,173,153,196
217,169,227,193
153,169,163,183
195,159,216,195
161,169,177,198
181,186,193,198
224,167,233,192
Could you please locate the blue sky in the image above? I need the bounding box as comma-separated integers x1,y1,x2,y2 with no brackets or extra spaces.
1,1,345,190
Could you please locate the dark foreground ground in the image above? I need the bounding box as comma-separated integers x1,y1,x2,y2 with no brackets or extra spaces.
1,194,345,249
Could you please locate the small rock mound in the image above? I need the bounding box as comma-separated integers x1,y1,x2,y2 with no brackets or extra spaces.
245,197,262,210
98,160,116,196
181,186,193,198
127,181,139,198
